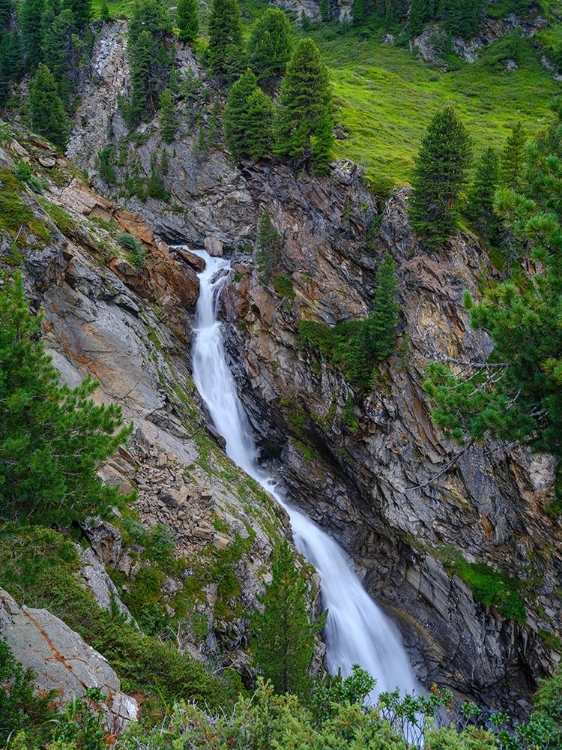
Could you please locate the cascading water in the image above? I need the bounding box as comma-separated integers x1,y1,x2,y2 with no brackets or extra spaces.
191,250,418,699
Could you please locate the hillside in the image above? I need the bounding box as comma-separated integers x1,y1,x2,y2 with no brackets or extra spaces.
1,0,562,746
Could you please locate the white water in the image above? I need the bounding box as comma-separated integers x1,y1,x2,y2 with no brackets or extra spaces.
191,250,418,699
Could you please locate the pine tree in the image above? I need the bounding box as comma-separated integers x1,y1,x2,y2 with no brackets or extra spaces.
352,0,364,25
256,207,282,283
177,0,198,44
207,0,244,83
319,0,330,22
465,147,501,242
224,68,274,161
248,8,291,85
501,121,527,191
41,8,77,105
20,0,45,68
159,88,178,143
29,63,69,150
62,0,91,29
408,106,472,246
274,38,334,175
352,252,399,386
0,0,23,105
249,539,320,699
99,0,111,21
409,0,429,36
0,273,132,526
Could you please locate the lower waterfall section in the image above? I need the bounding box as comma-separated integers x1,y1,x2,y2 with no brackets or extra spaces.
191,250,419,698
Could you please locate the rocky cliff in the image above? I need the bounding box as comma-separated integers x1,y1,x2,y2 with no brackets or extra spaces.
46,19,562,715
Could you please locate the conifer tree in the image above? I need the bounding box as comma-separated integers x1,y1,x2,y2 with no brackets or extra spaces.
408,106,472,246
465,147,500,242
177,0,198,44
0,273,132,526
100,0,111,21
62,0,91,29
159,88,178,143
250,539,320,700
501,121,527,191
352,252,399,386
20,0,45,68
256,207,282,283
274,39,334,175
248,8,291,85
41,8,77,105
0,0,23,105
207,0,244,83
29,63,69,150
409,0,428,36
224,68,274,161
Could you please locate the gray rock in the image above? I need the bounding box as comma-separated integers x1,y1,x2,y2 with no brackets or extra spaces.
0,588,137,728
79,548,133,623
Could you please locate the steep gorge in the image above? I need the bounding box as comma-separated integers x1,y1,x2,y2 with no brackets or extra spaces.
11,17,562,717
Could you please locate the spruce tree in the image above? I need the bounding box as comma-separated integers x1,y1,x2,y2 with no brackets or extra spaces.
256,207,282,283
465,147,500,242
62,0,91,29
0,273,132,526
29,63,69,150
248,8,291,85
159,88,178,143
274,38,334,175
408,106,472,246
409,0,429,36
41,8,77,105
20,0,45,68
207,0,244,83
177,0,198,44
0,0,23,105
224,68,274,161
249,539,320,700
501,121,527,191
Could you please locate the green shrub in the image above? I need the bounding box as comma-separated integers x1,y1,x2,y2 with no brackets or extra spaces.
273,273,295,299
116,232,147,267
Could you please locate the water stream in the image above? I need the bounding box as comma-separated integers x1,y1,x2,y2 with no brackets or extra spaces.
191,250,418,698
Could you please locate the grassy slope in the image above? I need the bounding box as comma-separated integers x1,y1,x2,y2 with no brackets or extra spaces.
92,0,560,187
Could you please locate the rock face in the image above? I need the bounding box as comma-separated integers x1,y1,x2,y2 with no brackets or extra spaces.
0,588,138,729
221,185,562,712
0,126,307,688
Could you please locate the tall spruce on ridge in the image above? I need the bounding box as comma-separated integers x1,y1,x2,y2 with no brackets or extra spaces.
408,106,472,246
177,0,198,44
274,38,334,175
29,63,69,150
249,539,321,699
20,0,45,68
465,147,501,242
207,0,244,83
501,121,527,191
248,8,292,85
223,69,274,161
256,207,283,283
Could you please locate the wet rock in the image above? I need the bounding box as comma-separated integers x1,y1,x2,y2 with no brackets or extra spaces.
205,237,224,257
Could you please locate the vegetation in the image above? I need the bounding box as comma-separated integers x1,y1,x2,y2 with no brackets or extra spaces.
207,0,245,83
223,68,274,161
249,539,322,699
248,7,292,85
116,232,147,266
465,147,501,242
176,0,198,44
409,106,472,246
0,274,132,526
159,88,178,143
274,38,334,175
28,64,69,150
255,207,283,283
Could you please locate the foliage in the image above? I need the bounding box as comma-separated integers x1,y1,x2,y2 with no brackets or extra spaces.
176,0,198,44
116,232,147,266
273,273,295,299
98,145,117,185
28,64,69,150
0,168,34,233
255,207,283,283
126,0,172,124
40,8,78,106
248,7,292,85
159,89,178,143
0,0,23,106
0,273,132,525
249,539,322,699
206,0,245,83
501,121,527,191
424,104,562,500
409,106,472,246
0,639,55,746
274,38,334,175
147,153,170,200
20,0,45,69
465,147,501,242
223,68,274,161
0,526,233,715
352,252,399,387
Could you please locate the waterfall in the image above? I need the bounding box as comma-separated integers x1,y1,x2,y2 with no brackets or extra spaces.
191,250,419,699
